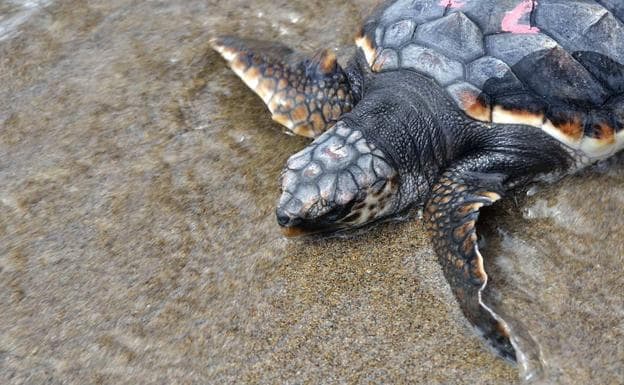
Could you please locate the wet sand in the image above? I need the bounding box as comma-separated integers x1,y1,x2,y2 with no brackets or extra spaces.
0,1,622,384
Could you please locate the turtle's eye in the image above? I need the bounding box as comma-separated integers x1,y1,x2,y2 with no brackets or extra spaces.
319,199,357,223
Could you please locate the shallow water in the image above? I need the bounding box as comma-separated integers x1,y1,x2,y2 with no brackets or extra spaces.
0,1,622,384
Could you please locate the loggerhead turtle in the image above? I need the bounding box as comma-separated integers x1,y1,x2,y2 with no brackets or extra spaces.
211,0,624,363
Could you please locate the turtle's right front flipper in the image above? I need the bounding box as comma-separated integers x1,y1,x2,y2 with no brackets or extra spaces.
211,36,355,138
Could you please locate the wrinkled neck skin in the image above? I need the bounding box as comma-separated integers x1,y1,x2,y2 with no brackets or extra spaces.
340,68,467,214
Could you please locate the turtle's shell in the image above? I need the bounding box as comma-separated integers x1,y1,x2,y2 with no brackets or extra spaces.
357,0,624,160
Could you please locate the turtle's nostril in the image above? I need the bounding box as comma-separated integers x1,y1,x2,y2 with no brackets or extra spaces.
276,208,299,227
276,211,290,226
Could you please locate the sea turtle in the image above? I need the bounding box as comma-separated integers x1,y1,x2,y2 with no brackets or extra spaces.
211,0,624,363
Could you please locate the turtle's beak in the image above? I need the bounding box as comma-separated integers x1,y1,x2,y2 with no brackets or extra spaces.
276,204,349,237
276,206,349,237
280,226,312,237
276,208,315,237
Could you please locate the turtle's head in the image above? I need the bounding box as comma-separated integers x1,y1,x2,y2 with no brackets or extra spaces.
276,122,400,236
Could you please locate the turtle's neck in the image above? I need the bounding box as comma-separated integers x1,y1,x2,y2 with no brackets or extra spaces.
338,69,465,210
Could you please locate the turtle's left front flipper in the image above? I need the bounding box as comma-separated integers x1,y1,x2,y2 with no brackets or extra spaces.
211,36,355,138
424,169,517,361
424,125,573,364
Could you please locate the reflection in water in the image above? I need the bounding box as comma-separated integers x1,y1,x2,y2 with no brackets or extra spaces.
0,0,52,42
481,153,624,384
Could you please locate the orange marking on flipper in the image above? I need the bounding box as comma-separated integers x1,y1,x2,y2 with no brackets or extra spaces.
439,195,452,204
272,113,292,129
290,104,309,124
210,38,240,62
331,104,342,118
462,237,478,265
309,112,326,132
212,36,349,138
277,78,288,91
256,78,277,104
355,35,378,68
457,202,484,216
492,105,544,128
229,56,249,76
322,103,332,120
313,49,337,74
307,100,318,114
214,40,297,128
501,0,540,34
225,57,261,92
292,124,316,138
270,90,294,112
453,220,475,241
211,39,257,83
478,191,501,202
472,262,487,284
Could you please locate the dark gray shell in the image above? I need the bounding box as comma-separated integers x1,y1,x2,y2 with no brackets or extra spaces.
357,0,624,159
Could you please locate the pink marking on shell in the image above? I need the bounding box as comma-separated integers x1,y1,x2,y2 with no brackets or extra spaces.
439,0,465,9
501,0,540,34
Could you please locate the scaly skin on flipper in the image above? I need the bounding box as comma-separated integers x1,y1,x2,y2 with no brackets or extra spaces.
420,122,573,363
424,170,514,361
211,36,355,138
